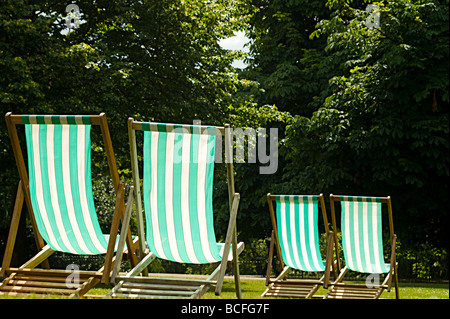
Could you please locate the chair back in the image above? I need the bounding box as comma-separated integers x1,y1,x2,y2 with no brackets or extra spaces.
140,122,223,264
273,195,326,272
24,116,109,255
336,195,390,274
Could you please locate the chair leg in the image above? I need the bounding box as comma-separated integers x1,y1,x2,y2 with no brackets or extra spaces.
394,262,400,299
102,183,126,284
232,226,242,299
265,230,275,286
111,187,135,284
1,182,24,278
215,193,240,296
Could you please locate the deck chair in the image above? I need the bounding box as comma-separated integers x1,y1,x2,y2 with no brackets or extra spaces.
325,195,399,299
107,119,244,299
262,194,335,299
0,113,138,298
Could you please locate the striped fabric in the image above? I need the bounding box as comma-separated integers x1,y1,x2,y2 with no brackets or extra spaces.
142,123,222,264
275,195,325,272
340,196,390,273
25,123,110,255
22,115,91,125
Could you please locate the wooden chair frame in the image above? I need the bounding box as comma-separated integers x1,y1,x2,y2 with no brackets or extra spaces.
0,112,138,298
263,193,336,299
107,118,243,299
325,194,400,299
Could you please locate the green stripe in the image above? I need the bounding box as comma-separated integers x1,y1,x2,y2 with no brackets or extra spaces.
205,134,220,260
172,132,189,262
337,195,385,202
302,196,315,270
189,133,204,262
293,196,305,270
53,125,83,254
143,131,155,255
22,116,30,124
156,131,173,261
141,122,151,132
367,202,376,272
21,115,92,125
25,125,51,246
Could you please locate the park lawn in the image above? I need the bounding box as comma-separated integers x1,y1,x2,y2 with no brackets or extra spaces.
200,278,449,299
1,277,448,299
87,277,448,299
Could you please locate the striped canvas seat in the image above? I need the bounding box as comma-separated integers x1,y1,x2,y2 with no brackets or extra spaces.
325,194,399,299
274,195,325,272
2,112,137,297
339,196,390,274
142,123,223,264
24,116,110,255
108,119,243,299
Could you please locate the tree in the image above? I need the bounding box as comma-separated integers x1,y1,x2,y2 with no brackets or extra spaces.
0,0,247,257
241,0,331,116
283,0,449,249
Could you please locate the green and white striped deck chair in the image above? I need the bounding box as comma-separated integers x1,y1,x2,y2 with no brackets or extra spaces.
326,195,399,299
108,119,243,299
1,113,138,298
263,194,335,299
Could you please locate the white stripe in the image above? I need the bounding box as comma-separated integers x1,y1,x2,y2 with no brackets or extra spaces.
343,201,354,271
76,126,106,253
60,115,68,125
362,202,373,273
279,197,294,268
149,131,166,259
292,196,305,269
308,199,322,271
300,201,313,271
45,125,77,254
353,201,364,272
74,116,84,125
44,116,52,124
61,125,92,254
164,132,182,262
180,134,199,263
30,125,63,251
300,199,314,271
372,202,383,273
29,115,37,124
295,198,308,270
197,133,217,262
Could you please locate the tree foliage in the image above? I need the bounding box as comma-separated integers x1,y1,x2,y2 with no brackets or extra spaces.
0,0,247,256
283,0,449,248
1,0,448,279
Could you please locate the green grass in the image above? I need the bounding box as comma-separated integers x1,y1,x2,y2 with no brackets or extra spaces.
84,277,450,299
2,278,448,299
201,278,449,299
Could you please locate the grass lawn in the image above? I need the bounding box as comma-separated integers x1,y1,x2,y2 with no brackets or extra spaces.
86,277,448,299
204,278,449,299
1,276,448,299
